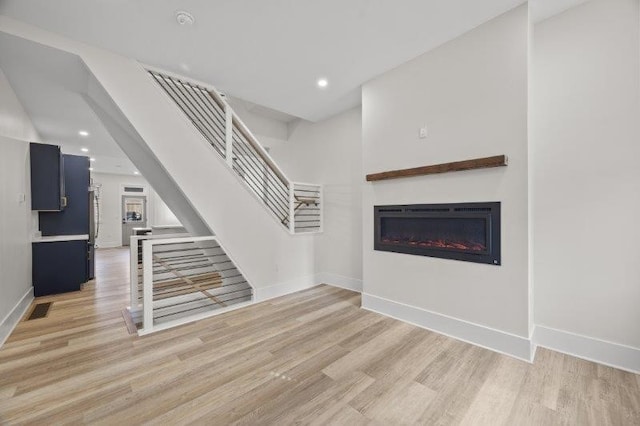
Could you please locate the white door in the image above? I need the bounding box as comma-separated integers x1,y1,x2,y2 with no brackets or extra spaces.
121,195,147,246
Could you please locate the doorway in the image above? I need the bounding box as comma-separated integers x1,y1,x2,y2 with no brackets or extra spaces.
121,195,147,246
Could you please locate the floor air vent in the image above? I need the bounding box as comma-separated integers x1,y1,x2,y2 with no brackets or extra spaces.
27,302,52,320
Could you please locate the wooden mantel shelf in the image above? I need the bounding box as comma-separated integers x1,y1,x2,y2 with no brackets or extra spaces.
365,155,508,182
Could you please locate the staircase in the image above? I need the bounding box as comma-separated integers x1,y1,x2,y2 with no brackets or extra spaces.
148,69,322,234
119,69,324,333
0,16,324,334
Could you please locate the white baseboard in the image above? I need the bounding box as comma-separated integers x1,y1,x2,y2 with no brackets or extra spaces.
253,274,317,302
316,272,363,292
96,241,122,249
252,272,362,304
533,325,640,374
362,293,533,362
0,287,34,348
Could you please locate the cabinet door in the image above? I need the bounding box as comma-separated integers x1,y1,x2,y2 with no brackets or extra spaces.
30,143,63,211
32,240,87,297
39,155,90,236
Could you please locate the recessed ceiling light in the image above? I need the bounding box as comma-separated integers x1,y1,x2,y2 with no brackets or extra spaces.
90,157,96,162
89,167,94,171
317,78,328,88
81,147,89,152
134,171,140,175
176,11,195,26
78,130,89,137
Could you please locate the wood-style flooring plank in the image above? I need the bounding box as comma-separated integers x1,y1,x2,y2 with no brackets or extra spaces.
0,248,637,425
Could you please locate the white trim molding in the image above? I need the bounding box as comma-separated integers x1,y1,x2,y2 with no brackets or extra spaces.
533,325,640,374
362,293,533,362
316,272,363,293
253,275,317,302
96,240,122,249
0,287,34,347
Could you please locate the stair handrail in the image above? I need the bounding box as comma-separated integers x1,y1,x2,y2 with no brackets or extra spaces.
145,64,322,234
145,64,290,189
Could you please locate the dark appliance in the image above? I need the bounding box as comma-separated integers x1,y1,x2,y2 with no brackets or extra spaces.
374,202,501,265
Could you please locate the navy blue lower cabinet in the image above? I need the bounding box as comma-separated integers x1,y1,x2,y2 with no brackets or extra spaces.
32,240,88,297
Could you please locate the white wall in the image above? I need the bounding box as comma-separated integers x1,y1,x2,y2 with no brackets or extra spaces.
533,0,640,352
225,97,290,156
361,5,530,358
225,96,289,144
0,66,38,344
0,66,38,140
91,172,180,248
271,107,363,290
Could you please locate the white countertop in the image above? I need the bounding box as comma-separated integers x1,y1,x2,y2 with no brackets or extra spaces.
32,234,89,243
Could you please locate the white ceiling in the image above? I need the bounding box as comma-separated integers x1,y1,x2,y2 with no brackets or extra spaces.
0,0,589,174
0,0,589,121
0,0,547,122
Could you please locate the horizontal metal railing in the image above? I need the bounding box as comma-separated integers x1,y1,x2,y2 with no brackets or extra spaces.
287,182,323,233
129,232,190,311
129,235,253,335
150,71,227,156
148,69,322,235
231,121,290,222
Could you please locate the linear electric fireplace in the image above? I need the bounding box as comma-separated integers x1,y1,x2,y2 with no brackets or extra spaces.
374,202,501,265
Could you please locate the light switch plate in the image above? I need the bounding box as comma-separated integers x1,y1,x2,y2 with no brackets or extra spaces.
419,126,428,139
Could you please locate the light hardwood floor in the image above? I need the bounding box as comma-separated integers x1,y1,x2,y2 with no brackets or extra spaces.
0,248,638,425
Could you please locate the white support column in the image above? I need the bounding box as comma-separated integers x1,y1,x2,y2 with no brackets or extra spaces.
142,239,154,332
225,105,233,167
129,236,139,310
289,183,296,234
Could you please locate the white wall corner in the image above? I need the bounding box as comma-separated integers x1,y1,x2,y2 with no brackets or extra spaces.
316,272,363,293
253,274,317,303
362,293,533,362
0,287,33,348
532,325,640,374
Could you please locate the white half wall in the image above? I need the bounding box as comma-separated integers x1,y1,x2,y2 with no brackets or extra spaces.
361,5,530,358
271,107,363,290
532,0,640,362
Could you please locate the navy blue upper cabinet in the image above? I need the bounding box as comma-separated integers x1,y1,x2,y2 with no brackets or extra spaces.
39,155,90,236
30,143,65,211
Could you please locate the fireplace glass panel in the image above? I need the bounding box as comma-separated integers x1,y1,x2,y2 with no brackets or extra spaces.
374,202,500,265
380,217,488,253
